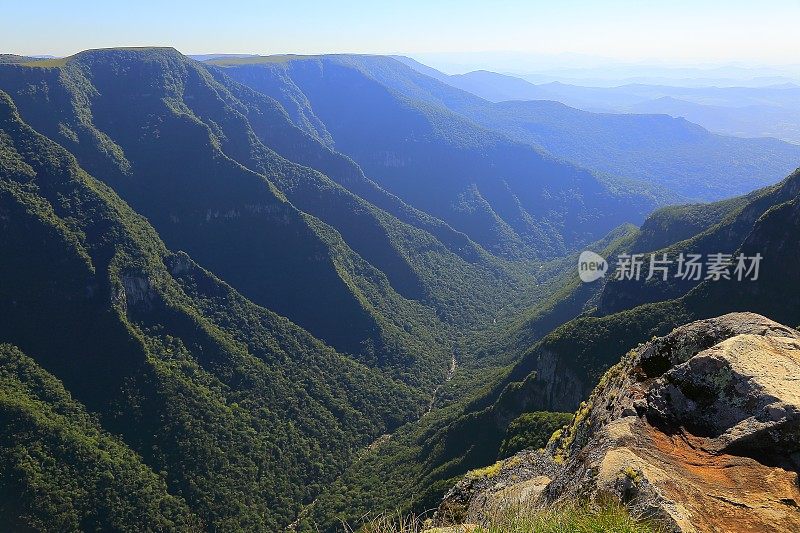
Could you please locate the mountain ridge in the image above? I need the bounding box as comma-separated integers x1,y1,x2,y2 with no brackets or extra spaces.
214,53,665,259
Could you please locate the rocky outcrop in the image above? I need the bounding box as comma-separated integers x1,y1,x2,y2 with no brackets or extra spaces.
434,449,559,526
433,313,800,532
646,334,800,459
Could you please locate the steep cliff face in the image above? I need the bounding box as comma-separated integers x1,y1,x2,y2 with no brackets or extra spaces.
434,313,800,532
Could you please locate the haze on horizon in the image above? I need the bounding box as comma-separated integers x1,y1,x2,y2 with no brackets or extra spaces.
2,0,799,74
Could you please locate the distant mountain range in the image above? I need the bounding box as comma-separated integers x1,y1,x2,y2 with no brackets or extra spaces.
398,53,800,87
395,57,800,144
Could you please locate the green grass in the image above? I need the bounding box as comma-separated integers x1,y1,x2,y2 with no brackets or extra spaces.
354,501,662,533
18,56,68,68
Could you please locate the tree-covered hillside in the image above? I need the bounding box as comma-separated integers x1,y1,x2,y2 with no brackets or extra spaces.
0,48,458,371
0,47,614,531
213,55,662,259
598,169,800,314
0,87,431,530
0,344,201,531
297,168,800,532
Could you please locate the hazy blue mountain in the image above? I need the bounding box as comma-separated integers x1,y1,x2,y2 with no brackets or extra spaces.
466,99,800,200
396,59,800,144
390,55,451,82
389,57,800,198
395,52,800,87
510,64,800,88
629,96,800,143
188,53,258,61
405,67,561,103
351,57,800,200
213,54,662,260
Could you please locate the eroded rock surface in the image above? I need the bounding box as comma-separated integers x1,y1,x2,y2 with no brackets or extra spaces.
435,449,558,525
433,313,800,532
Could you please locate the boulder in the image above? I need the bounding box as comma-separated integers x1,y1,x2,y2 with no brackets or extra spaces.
646,334,800,459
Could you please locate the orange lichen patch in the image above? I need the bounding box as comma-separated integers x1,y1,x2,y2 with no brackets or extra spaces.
638,423,800,532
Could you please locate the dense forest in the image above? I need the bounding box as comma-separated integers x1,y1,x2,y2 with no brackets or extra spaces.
0,48,798,532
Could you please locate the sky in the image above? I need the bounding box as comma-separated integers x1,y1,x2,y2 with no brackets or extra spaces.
2,0,799,70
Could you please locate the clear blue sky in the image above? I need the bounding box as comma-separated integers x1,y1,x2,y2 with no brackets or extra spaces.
2,0,798,65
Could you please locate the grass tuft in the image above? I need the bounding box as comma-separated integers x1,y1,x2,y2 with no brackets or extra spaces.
351,500,663,533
